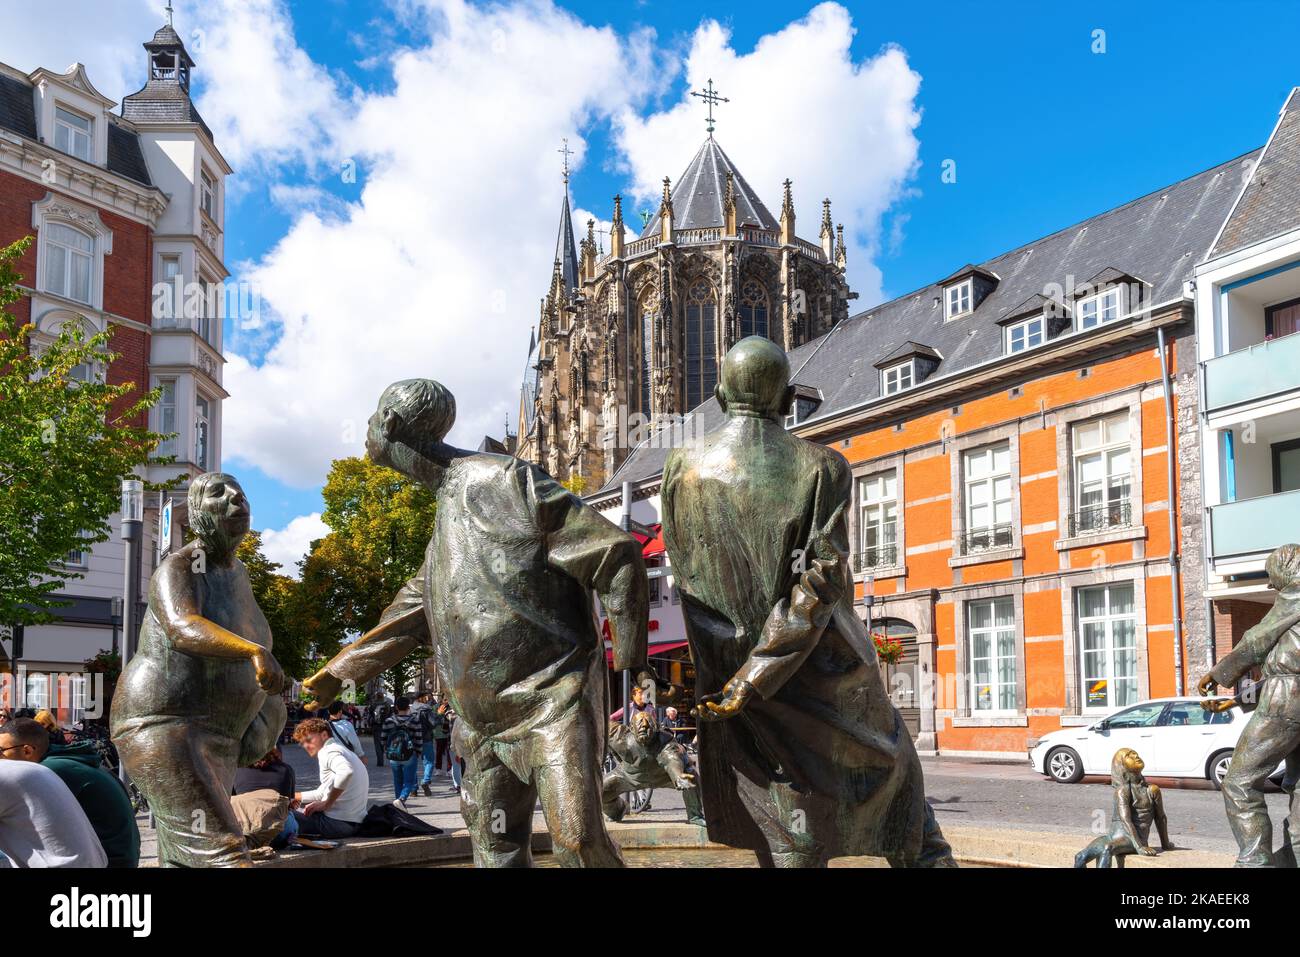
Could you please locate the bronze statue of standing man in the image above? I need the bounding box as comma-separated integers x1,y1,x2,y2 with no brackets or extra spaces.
111,473,287,867
305,379,661,867
661,337,955,868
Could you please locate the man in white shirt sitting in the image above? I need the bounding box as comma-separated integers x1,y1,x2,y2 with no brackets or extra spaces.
0,759,107,867
291,718,369,839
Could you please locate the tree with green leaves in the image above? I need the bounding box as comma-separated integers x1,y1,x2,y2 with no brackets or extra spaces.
236,530,330,682
0,236,172,629
296,456,437,695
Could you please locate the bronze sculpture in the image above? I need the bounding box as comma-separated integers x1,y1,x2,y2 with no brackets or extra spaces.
659,337,955,867
1074,748,1175,868
304,378,663,867
110,473,287,867
1197,543,1300,867
602,711,705,826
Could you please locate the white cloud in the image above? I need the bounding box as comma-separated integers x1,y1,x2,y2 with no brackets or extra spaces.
613,2,922,304
222,0,666,486
258,512,328,576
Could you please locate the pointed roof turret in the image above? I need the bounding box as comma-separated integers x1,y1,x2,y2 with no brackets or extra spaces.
639,138,778,239
553,183,580,293
122,11,211,140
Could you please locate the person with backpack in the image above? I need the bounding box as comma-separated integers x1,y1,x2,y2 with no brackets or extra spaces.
381,697,423,808
414,693,440,797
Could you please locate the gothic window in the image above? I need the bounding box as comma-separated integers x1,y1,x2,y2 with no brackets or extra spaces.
685,279,717,411
738,278,769,340
638,288,657,416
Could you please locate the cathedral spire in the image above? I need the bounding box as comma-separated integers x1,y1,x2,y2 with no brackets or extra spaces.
552,150,580,293
779,178,795,245
610,194,625,258
820,198,834,259
659,176,674,244
835,223,847,271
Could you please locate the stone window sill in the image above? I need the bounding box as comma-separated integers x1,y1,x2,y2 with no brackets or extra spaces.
1054,525,1147,551
854,564,906,582
951,714,1028,728
948,546,1023,568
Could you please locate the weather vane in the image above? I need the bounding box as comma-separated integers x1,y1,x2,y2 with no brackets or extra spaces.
165,0,175,26
690,78,729,136
558,138,574,186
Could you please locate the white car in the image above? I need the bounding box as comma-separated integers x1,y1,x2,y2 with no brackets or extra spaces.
1028,696,1267,788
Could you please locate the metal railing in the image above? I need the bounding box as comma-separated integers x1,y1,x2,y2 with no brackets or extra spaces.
1067,500,1133,537
960,523,1014,554
853,544,898,572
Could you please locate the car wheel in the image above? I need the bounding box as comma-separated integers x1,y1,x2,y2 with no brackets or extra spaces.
1046,746,1084,784
1209,750,1234,790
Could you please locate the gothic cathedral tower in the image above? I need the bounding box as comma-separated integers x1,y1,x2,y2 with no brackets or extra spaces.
518,115,851,491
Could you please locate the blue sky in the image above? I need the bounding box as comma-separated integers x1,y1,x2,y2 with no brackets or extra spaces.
7,0,1297,570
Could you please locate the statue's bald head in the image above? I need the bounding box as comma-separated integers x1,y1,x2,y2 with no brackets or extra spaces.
1266,543,1300,592
367,379,456,471
716,336,794,420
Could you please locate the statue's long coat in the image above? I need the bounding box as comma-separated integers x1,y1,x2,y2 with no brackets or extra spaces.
661,411,945,861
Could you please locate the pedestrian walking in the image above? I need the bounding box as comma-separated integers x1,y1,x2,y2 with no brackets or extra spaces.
381,697,423,808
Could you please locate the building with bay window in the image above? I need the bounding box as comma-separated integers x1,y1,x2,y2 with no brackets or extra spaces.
0,19,231,722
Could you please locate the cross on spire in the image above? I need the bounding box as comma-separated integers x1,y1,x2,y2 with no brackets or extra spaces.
165,0,175,26
690,78,729,136
556,138,572,187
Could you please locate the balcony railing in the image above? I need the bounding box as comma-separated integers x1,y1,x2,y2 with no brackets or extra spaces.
1067,500,1133,537
1204,332,1300,413
853,544,898,572
961,523,1014,555
1210,488,1300,560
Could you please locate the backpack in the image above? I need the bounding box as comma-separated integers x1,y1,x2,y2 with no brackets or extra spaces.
385,719,416,763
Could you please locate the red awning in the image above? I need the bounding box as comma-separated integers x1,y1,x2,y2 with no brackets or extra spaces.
631,523,665,558
605,639,688,664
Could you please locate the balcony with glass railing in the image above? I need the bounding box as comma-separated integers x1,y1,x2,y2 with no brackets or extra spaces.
1204,331,1300,413
1210,488,1300,561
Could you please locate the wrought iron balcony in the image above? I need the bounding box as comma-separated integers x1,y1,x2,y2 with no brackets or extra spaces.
853,544,898,573
960,523,1014,555
1067,500,1133,538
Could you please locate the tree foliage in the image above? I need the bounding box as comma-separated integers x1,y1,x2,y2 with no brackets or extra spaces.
236,530,329,681
0,237,173,626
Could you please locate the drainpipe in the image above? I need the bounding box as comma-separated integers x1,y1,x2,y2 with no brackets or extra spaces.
1157,326,1184,695
620,481,633,724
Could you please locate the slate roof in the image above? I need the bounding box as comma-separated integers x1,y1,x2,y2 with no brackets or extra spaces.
597,147,1260,495
640,136,778,238
1211,88,1300,258
554,187,579,292
0,71,153,186
121,79,212,142
0,72,36,139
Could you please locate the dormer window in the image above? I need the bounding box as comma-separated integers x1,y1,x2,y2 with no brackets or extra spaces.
54,106,92,161
784,384,822,427
1077,287,1123,330
1005,315,1045,354
945,280,973,320
882,360,915,395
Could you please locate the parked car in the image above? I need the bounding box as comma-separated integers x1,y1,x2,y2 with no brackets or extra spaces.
1027,696,1281,788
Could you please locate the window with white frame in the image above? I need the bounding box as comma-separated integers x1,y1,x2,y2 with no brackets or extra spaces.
1078,582,1137,709
1077,287,1122,330
1006,315,1045,354
195,393,211,469
69,674,88,724
963,442,1013,551
945,279,973,320
1072,413,1132,533
158,255,181,327
60,535,89,567
201,168,217,220
857,471,898,569
54,106,92,161
44,223,93,303
156,378,178,457
968,597,1016,712
881,360,914,396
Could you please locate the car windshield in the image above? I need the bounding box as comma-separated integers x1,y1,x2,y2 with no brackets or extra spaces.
1164,703,1232,727
1105,703,1165,728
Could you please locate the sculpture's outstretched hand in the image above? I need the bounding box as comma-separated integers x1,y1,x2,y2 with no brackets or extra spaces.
693,678,756,722
1195,673,1235,712
302,668,342,711
673,771,697,790
252,649,285,695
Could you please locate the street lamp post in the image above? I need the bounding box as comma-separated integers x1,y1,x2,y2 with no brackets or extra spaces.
119,480,144,784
